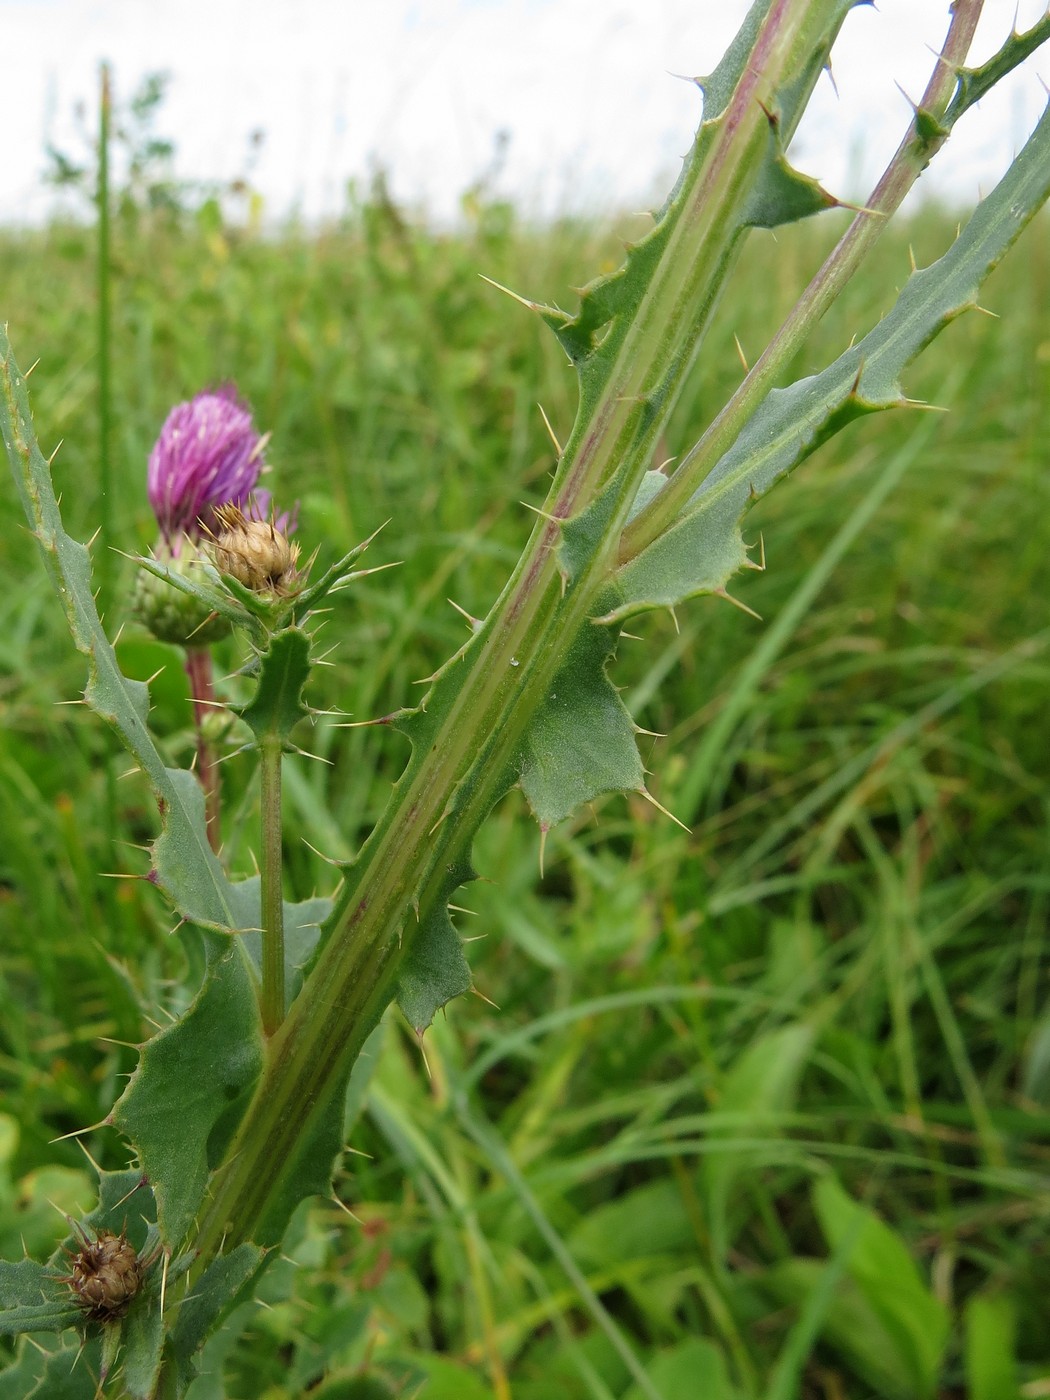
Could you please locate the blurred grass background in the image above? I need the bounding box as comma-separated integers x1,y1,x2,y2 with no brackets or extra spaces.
0,89,1048,1399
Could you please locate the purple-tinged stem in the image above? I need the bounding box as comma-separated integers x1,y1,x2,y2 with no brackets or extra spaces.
184,646,221,852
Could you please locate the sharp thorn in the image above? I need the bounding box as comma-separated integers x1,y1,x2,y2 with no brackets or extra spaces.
478,273,537,311
537,402,563,456
639,787,690,832
715,587,762,621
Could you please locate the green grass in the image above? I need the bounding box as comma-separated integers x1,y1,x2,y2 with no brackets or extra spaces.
0,184,1047,1399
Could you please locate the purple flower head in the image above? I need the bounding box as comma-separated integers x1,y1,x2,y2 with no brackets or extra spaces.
247,489,299,539
147,386,267,546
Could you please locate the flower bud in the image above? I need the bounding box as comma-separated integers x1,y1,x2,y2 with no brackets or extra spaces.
63,1227,143,1322
148,386,267,545
133,537,231,646
209,503,301,596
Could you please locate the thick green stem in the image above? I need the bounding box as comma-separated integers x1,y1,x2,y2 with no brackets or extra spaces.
188,0,836,1267
259,736,285,1035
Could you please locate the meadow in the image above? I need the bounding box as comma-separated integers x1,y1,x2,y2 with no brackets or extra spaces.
0,161,1048,1396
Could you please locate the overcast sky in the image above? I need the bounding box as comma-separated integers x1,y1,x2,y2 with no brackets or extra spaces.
3,0,1048,226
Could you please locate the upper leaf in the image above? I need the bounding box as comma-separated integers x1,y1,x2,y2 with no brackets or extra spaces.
610,100,1050,621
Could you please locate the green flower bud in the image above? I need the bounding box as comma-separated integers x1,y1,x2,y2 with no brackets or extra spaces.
133,537,231,646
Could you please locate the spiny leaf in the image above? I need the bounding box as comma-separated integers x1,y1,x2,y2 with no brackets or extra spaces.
945,14,1050,126
518,600,643,830
0,331,260,936
395,897,473,1034
535,0,853,385
610,101,1050,621
0,1260,81,1337
110,938,264,1248
236,626,312,743
122,1282,165,1400
167,1245,264,1396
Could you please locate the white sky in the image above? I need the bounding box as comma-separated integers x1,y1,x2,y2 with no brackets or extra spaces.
2,0,1048,226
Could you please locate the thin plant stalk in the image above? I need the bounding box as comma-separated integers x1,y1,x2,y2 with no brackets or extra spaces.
259,735,285,1035
183,646,222,852
96,61,113,613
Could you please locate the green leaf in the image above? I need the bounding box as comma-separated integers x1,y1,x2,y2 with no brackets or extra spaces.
0,1259,81,1336
701,1023,813,1261
110,938,265,1248
518,610,643,829
167,1245,264,1396
569,1178,692,1267
0,330,258,937
239,881,333,1009
237,627,312,743
964,1293,1022,1400
611,102,1050,621
945,16,1050,125
766,1258,925,1400
252,1069,349,1248
122,1282,165,1400
812,1177,949,1398
623,1338,739,1400
395,881,472,1034
24,1342,100,1400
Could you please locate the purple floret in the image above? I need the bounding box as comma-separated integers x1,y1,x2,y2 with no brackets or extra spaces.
147,386,266,545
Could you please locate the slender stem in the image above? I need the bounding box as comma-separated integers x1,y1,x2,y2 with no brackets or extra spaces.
96,62,113,615
183,647,221,852
259,736,285,1035
619,0,985,564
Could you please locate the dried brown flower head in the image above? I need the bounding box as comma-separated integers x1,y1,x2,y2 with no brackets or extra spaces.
209,502,301,595
61,1226,143,1323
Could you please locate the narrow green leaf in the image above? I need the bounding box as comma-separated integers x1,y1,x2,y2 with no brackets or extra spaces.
122,1283,165,1400
110,938,264,1248
945,16,1050,125
612,102,1050,620
133,554,259,638
964,1293,1022,1400
766,1258,922,1400
813,1176,949,1397
623,1339,739,1400
701,1023,813,1261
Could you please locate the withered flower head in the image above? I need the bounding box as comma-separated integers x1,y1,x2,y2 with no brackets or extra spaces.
61,1226,143,1323
209,502,302,596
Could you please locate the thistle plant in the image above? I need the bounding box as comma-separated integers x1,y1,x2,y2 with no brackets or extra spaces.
135,386,273,848
1,1,1048,1395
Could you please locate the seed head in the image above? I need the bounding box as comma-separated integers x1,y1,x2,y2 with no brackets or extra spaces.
209,503,302,596
61,1226,143,1323
147,386,267,548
